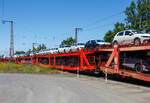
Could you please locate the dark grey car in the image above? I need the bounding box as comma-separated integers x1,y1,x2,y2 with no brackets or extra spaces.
120,56,150,73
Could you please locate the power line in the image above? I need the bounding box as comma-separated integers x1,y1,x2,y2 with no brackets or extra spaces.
58,11,124,42
83,16,125,32
81,11,124,29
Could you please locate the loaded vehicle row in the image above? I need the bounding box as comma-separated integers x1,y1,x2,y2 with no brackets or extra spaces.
14,40,111,57
14,30,150,56
12,30,150,73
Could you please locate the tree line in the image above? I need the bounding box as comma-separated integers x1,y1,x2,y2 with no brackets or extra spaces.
104,0,150,43
15,44,46,55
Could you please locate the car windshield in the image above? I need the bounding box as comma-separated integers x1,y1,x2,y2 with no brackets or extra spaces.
97,40,104,42
131,30,142,34
59,46,64,48
54,48,58,50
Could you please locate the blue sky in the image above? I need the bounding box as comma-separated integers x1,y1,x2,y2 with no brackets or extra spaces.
0,0,133,56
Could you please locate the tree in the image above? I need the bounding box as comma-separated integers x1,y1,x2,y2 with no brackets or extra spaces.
27,49,32,53
125,0,150,32
34,44,47,52
104,22,126,42
104,0,150,42
61,37,75,46
125,1,138,29
104,30,114,43
15,51,25,55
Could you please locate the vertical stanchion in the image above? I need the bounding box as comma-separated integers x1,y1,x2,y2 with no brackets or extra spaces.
140,59,143,73
49,56,51,67
77,67,79,78
114,44,119,73
105,67,108,83
78,48,84,78
61,57,64,75
36,57,38,65
54,56,56,67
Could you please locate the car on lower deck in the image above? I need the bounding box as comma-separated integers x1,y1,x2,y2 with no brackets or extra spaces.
112,30,150,45
120,53,150,73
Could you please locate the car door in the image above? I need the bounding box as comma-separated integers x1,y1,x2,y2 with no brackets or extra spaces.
85,41,89,48
124,31,134,44
116,31,124,44
90,40,95,47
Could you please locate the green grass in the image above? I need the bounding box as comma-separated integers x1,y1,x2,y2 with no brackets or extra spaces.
0,63,60,73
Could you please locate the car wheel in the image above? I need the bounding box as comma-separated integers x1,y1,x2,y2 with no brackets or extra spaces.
93,68,100,75
135,63,142,73
113,41,118,46
134,38,141,45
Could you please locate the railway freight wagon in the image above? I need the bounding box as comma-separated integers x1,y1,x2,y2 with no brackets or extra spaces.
0,44,150,82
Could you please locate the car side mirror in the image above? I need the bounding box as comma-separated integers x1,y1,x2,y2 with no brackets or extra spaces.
129,33,133,36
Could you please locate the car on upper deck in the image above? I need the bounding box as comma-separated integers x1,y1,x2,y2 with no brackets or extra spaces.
85,40,111,49
58,45,71,53
70,43,85,52
112,30,150,45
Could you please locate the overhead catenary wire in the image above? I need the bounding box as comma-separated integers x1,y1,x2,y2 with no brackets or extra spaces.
81,11,124,29
60,11,124,39
57,11,125,44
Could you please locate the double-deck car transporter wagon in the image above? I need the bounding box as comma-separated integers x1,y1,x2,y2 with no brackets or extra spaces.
0,44,150,82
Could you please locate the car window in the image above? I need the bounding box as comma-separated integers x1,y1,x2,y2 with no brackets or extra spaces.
97,40,104,42
125,31,131,35
65,45,71,47
78,43,85,45
117,32,124,36
87,41,90,43
132,30,142,34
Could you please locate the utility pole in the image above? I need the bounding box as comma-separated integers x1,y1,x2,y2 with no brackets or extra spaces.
2,20,14,57
75,28,82,43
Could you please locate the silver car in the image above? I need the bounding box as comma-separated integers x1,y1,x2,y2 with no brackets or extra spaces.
58,45,71,53
120,56,150,73
70,43,85,52
113,30,150,45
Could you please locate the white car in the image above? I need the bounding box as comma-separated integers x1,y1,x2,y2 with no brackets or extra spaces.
58,46,65,53
30,52,34,56
112,30,150,45
51,48,58,54
58,45,71,53
14,55,19,57
19,54,24,57
38,50,45,55
64,45,71,53
70,43,85,52
45,49,52,54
